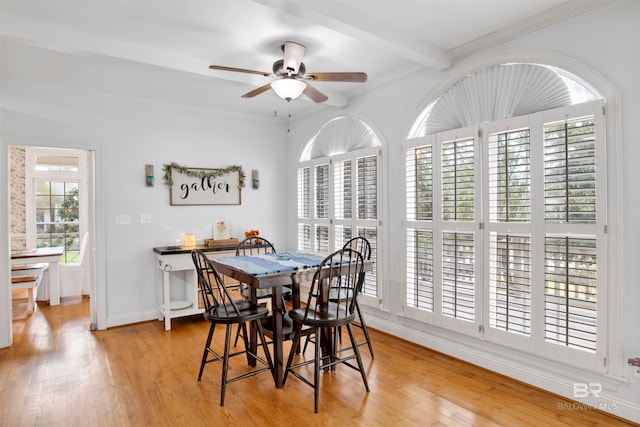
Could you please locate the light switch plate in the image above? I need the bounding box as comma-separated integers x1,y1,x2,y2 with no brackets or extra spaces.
115,214,131,225
140,214,151,224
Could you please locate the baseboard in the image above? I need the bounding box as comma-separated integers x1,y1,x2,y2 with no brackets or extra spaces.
107,309,158,328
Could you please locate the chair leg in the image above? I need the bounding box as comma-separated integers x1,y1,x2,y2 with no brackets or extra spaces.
239,322,252,365
283,321,304,385
220,324,233,406
314,326,321,413
346,323,370,393
302,334,311,354
198,322,216,381
233,323,243,347
255,319,274,373
355,299,374,358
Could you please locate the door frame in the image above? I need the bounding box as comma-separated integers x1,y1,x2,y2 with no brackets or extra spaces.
0,136,106,347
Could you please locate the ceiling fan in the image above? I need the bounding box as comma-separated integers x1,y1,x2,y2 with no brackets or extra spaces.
209,41,367,103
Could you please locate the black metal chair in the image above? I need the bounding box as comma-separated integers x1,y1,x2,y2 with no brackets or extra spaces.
303,236,375,357
233,236,292,346
336,236,374,357
191,249,274,406
283,248,370,413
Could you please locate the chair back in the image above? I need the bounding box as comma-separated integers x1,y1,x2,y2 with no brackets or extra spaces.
342,236,371,293
236,236,276,256
302,248,364,325
191,249,241,317
342,236,371,261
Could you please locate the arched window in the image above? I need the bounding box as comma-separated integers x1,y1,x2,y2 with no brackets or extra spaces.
409,63,598,137
404,61,614,373
297,116,382,301
300,116,381,161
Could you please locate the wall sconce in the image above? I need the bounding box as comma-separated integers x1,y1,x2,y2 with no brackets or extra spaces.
145,164,154,187
252,170,260,189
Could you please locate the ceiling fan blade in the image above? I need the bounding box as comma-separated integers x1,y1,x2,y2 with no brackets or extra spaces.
283,41,305,74
209,65,271,77
241,83,273,98
303,83,329,103
305,72,368,82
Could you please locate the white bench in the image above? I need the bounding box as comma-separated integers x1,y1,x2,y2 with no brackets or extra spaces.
11,264,46,313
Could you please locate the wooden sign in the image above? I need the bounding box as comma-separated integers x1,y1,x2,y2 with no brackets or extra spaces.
169,167,241,205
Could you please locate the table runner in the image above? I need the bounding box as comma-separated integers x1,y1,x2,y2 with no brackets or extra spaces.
213,251,327,275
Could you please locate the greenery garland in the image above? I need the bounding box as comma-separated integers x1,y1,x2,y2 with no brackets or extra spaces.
162,162,245,188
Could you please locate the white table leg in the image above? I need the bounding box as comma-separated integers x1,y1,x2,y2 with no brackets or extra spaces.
163,268,171,331
48,260,60,306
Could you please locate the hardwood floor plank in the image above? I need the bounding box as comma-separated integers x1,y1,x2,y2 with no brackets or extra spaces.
1,297,635,426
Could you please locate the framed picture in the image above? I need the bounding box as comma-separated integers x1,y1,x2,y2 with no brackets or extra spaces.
169,167,242,205
213,220,231,240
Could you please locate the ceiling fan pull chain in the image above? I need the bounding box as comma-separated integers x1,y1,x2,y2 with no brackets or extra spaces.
287,99,292,133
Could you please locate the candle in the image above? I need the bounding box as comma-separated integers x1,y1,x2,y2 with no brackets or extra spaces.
184,233,196,247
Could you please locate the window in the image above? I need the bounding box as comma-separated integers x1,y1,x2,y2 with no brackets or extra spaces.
297,116,381,302
405,100,606,371
298,152,380,298
35,181,80,262
26,148,87,264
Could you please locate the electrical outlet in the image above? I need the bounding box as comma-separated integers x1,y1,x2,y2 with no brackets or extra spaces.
140,214,151,224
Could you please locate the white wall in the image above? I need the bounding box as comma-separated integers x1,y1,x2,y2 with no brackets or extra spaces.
1,83,289,328
286,0,639,422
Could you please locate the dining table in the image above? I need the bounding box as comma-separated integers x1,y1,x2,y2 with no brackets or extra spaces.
211,250,358,388
11,247,64,306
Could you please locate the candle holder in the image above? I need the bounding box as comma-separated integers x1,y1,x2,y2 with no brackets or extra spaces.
183,233,197,247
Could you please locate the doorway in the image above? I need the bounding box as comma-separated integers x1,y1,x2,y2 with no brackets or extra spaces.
3,141,99,346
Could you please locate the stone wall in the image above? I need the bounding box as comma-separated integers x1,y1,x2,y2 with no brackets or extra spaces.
9,146,26,250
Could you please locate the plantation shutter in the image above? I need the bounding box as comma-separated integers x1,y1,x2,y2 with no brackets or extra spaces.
486,125,533,340
543,114,598,354
334,160,352,221
297,224,311,251
315,164,329,220
356,155,378,297
358,156,377,220
297,167,310,219
406,229,434,311
406,144,434,312
441,136,476,323
442,138,475,222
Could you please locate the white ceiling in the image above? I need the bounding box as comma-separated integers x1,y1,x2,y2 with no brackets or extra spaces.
0,0,611,121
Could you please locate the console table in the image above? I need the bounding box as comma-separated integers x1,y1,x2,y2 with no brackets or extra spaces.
153,244,238,330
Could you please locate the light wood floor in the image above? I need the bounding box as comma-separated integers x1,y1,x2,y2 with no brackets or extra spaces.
1,296,635,427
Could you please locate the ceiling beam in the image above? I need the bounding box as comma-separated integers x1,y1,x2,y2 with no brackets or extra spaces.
254,0,452,70
450,0,615,61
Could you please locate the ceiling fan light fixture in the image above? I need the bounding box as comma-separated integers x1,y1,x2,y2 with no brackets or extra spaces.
271,78,307,100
